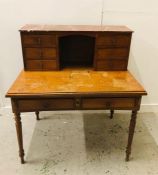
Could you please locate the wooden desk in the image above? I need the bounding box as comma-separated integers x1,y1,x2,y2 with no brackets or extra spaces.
6,69,147,163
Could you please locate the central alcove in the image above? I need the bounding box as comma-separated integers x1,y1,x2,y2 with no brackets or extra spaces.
59,35,95,68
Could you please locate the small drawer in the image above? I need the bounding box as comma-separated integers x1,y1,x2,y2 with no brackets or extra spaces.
42,60,58,70
97,48,129,60
41,35,57,47
24,48,57,59
25,48,42,59
22,34,56,47
42,48,57,59
25,60,42,70
18,98,74,112
82,98,135,109
96,59,127,71
96,33,131,47
26,60,58,71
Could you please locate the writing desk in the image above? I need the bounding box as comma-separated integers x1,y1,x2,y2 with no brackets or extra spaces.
6,69,147,163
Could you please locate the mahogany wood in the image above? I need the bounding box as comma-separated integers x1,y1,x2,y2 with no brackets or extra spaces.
6,70,146,96
110,110,114,119
20,25,133,71
126,110,138,161
6,69,147,163
5,25,147,164
14,112,25,164
35,111,40,120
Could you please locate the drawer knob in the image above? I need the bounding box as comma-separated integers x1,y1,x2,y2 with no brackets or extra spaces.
37,38,41,45
40,50,42,58
111,39,116,45
75,99,81,108
43,102,49,109
106,101,111,108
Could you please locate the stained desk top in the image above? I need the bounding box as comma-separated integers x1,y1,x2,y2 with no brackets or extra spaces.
6,69,147,97
20,24,133,32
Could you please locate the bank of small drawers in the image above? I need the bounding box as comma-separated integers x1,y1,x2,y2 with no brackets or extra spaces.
21,34,58,71
95,33,131,71
17,97,136,112
21,30,132,71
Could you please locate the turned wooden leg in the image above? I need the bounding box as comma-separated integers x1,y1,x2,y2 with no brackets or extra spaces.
126,110,137,161
14,112,25,164
35,111,40,120
110,110,114,119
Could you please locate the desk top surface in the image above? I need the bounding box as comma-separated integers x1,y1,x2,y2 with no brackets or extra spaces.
6,69,147,97
20,24,133,32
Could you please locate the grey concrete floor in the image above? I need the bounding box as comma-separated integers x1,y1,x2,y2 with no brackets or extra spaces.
0,109,158,175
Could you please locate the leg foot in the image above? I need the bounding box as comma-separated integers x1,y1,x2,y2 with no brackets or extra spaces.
126,110,137,161
125,155,129,162
35,111,40,120
14,112,25,164
110,110,114,119
21,158,25,164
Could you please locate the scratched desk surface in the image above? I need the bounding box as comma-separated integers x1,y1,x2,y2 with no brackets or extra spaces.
6,69,147,97
20,24,132,32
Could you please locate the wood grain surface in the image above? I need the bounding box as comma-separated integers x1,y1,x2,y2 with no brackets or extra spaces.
6,69,146,97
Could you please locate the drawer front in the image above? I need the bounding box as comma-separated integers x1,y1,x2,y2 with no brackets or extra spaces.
18,99,74,112
96,60,127,70
41,35,57,47
22,34,56,47
25,60,58,70
97,48,129,60
25,60,42,70
17,97,136,112
24,48,57,59
42,60,58,70
25,48,42,59
96,33,131,47
42,48,57,59
82,98,135,109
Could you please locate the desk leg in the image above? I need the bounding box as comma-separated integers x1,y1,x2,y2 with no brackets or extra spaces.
110,110,114,119
126,110,137,161
35,111,40,120
14,112,25,164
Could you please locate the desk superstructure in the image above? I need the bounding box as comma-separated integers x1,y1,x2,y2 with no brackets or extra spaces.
20,24,132,71
6,25,147,164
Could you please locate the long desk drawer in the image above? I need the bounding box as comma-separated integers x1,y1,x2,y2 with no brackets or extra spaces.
82,98,135,109
17,97,137,112
18,98,74,112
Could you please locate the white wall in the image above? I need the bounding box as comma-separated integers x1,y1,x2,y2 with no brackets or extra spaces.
0,0,158,110
103,0,158,110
